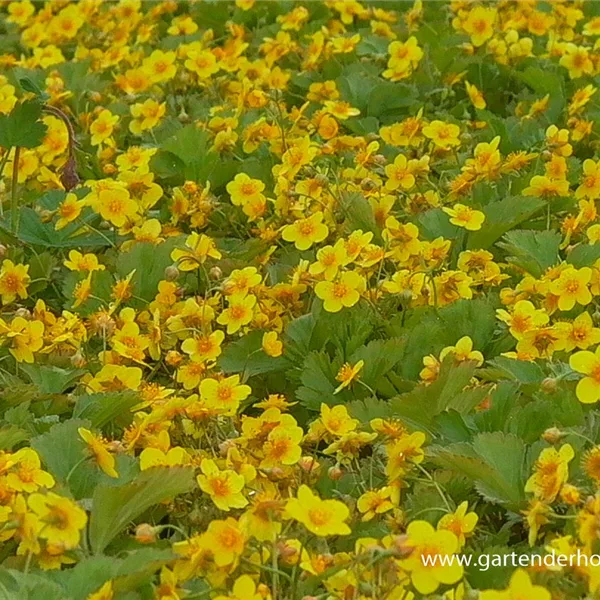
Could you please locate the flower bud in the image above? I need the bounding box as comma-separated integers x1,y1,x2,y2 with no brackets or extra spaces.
209,266,222,280
541,377,558,393
164,265,180,281
298,456,320,474
328,465,343,481
542,427,565,444
0,244,6,259
14,308,31,319
70,350,87,368
165,350,183,367
391,534,414,558
134,523,158,544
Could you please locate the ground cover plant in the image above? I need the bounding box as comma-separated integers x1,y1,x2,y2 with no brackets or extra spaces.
2,0,600,598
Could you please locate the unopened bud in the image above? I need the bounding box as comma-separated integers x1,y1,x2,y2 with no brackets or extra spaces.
398,289,413,307
328,465,343,481
209,266,222,280
541,377,558,393
593,310,600,326
165,350,183,367
164,265,180,281
14,308,31,319
219,439,236,457
0,244,6,259
542,427,565,444
373,154,387,166
314,173,329,186
391,534,414,558
134,523,158,544
298,456,320,474
70,350,87,368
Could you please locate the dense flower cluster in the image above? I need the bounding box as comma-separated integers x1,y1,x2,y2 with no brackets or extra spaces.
2,0,600,598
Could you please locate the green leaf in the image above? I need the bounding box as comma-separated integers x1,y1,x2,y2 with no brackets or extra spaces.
20,365,84,395
72,391,140,430
390,358,479,432
89,467,195,553
0,206,112,249
428,431,527,509
0,100,48,149
218,330,286,378
295,351,339,410
31,419,99,499
497,229,561,277
467,196,545,250
566,243,600,268
0,425,29,450
58,549,175,600
339,191,381,241
115,239,180,304
482,356,546,385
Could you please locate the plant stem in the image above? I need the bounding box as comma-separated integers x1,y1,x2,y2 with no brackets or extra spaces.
11,146,20,234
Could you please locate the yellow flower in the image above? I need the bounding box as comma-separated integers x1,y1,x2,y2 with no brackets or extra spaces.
28,492,87,549
142,49,177,84
0,316,44,363
443,203,485,231
197,459,247,512
320,403,358,437
6,447,54,492
480,568,551,600
217,293,257,334
129,99,166,134
63,250,105,271
86,581,114,600
285,484,350,536
139,446,189,470
399,520,463,595
525,443,574,502
315,271,365,313
309,240,348,281
465,80,486,109
262,331,283,357
204,518,246,567
200,374,251,415
261,423,303,468
462,6,496,47
182,330,225,363
559,44,593,79
496,300,549,340
385,153,415,191
88,364,142,393
97,187,138,227
439,336,484,366
385,431,426,480
576,159,600,200
89,109,118,146
549,266,592,311
226,173,265,207
437,501,478,549
78,427,118,478
171,233,222,271
334,359,364,394
214,575,262,600
0,260,30,305
357,487,394,521
570,346,600,404
185,50,218,79
555,311,600,352
523,175,569,198
55,193,84,230
282,211,329,251
423,120,461,149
